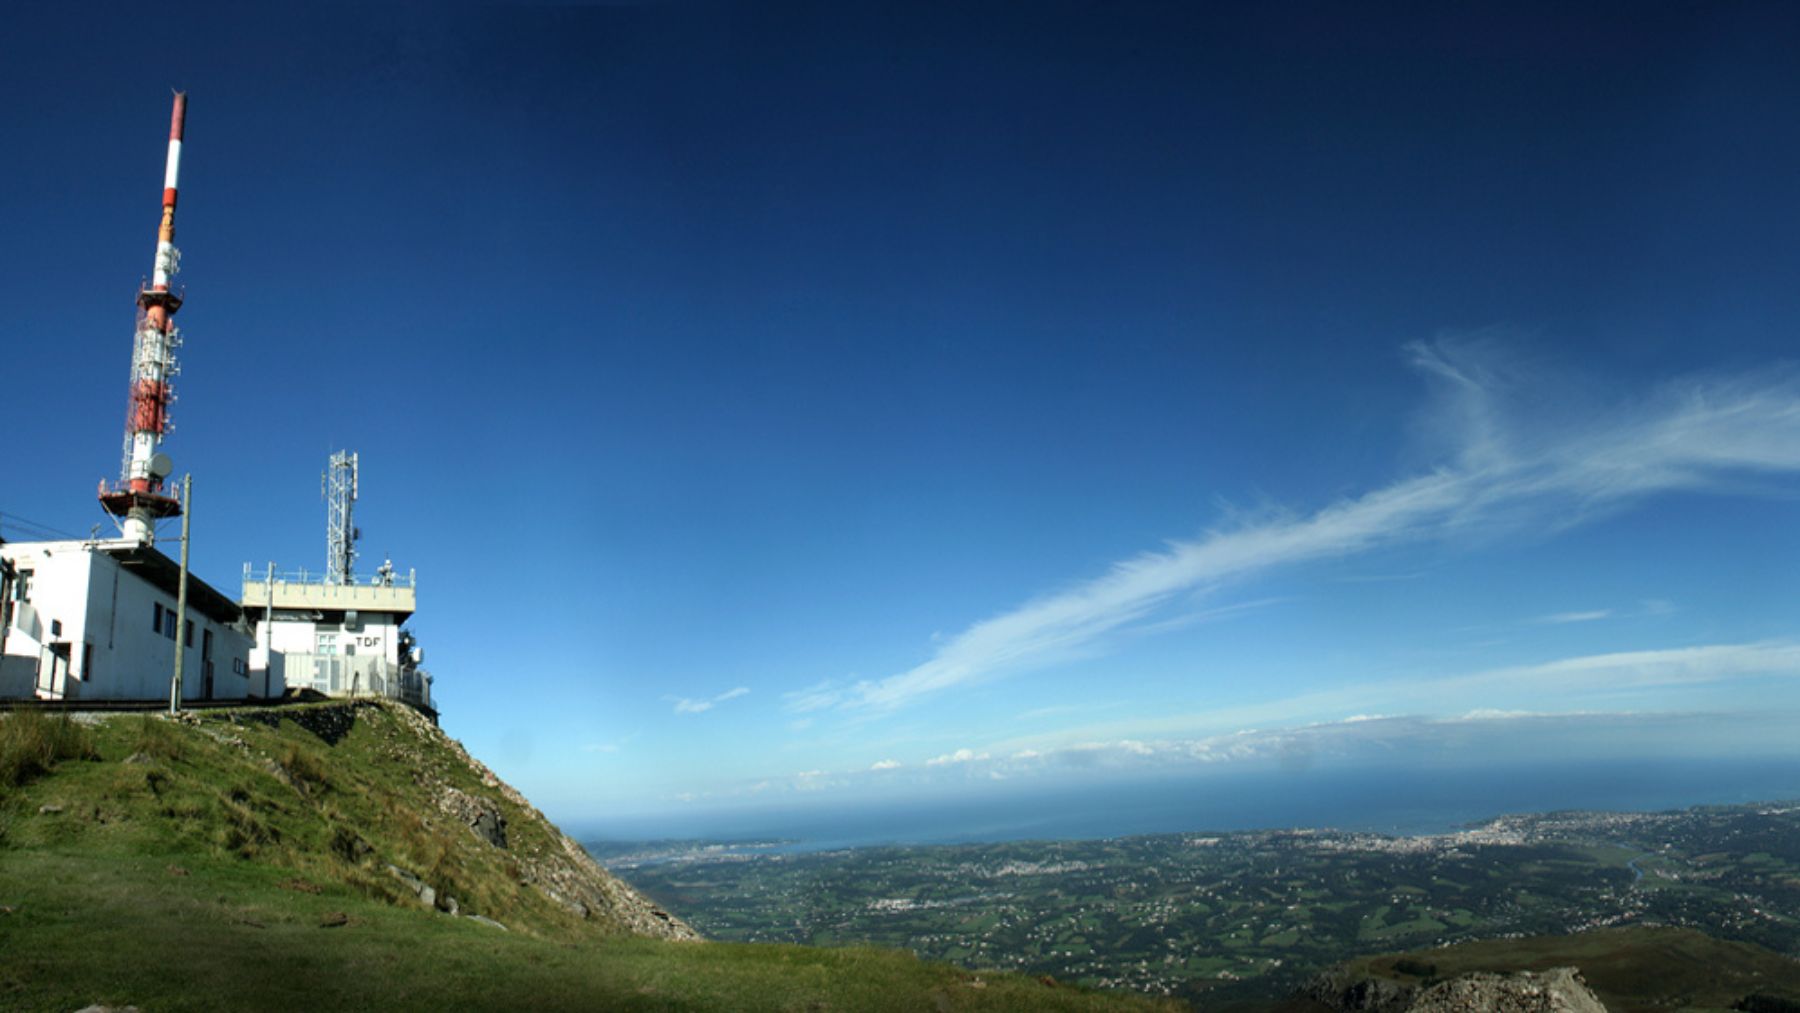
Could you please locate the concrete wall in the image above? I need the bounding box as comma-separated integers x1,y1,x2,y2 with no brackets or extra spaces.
1,540,254,701
248,611,407,701
263,615,404,665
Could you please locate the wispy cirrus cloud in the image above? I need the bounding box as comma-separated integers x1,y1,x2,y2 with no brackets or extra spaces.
669,686,750,714
787,341,1800,714
988,640,1800,754
1535,609,1614,624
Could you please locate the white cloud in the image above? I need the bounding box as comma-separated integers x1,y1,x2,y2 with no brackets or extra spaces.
991,641,1800,753
794,344,1800,714
925,748,990,766
783,678,846,713
669,686,752,714
1536,609,1613,624
669,676,1800,807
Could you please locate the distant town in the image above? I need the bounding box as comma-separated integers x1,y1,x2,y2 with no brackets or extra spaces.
598,800,1800,1004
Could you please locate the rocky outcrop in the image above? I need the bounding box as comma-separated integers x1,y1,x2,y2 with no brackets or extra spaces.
1410,968,1607,1013
438,785,508,849
382,702,698,941
1310,965,1608,1013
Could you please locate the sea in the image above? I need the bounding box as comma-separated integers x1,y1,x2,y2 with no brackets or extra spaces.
577,756,1800,852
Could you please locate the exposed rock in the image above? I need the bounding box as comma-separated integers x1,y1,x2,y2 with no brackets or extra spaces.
261,757,302,793
465,914,508,931
38,803,63,815
386,863,435,908
438,785,507,849
1309,965,1608,1013
1308,966,1415,1012
382,702,699,941
319,911,349,928
233,701,363,745
73,1005,142,1013
1411,968,1606,1013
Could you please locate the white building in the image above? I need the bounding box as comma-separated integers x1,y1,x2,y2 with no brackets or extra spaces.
1,538,255,702
239,563,433,716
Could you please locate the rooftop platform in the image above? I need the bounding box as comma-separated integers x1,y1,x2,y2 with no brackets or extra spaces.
240,565,416,618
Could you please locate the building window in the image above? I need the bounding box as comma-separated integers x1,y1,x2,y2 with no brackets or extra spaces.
232,657,245,676
81,643,93,682
11,570,30,602
50,619,62,638
153,601,163,633
184,620,194,648
163,608,177,640
316,633,339,656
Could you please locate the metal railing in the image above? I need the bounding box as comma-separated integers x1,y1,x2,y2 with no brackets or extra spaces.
277,651,432,710
242,563,417,589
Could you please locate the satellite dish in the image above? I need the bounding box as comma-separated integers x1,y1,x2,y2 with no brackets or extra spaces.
148,453,174,480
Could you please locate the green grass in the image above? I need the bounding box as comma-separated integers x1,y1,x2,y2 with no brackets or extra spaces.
0,703,1168,1012
0,710,96,787
0,849,1156,1012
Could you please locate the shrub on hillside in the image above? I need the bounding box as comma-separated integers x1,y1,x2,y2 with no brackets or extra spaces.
0,710,97,787
1392,957,1438,979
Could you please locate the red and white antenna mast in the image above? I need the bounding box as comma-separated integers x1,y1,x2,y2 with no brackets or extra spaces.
99,92,188,543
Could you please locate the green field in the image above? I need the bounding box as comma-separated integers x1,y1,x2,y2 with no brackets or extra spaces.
607,804,1800,1004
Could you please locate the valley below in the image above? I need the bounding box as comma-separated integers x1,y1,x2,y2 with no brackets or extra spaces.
598,800,1800,1005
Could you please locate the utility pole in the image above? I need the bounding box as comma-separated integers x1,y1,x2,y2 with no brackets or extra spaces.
0,545,14,666
169,474,191,715
263,560,275,699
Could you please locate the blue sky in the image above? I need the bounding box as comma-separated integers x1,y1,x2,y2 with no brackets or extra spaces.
4,4,1800,830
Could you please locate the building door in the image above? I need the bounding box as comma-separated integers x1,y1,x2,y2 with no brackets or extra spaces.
38,643,70,700
315,632,340,693
202,628,215,700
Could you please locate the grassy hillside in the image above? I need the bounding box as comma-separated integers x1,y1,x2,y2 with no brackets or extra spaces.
0,704,1166,1012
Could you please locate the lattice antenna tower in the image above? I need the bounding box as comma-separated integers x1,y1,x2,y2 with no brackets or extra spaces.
324,450,359,585
97,93,190,543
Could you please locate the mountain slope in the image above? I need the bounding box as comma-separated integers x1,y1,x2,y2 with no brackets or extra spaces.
0,703,1164,1012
